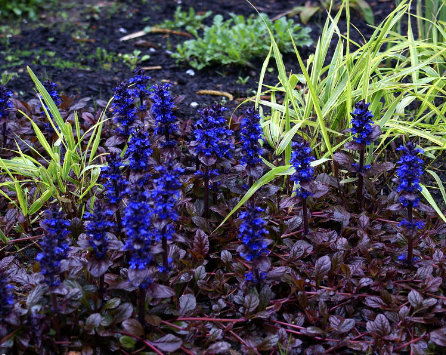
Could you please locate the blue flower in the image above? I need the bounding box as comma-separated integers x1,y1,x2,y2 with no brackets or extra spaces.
151,83,177,146
192,104,234,164
123,187,153,270
0,270,14,324
129,68,150,103
238,206,269,263
396,141,424,207
240,106,263,167
112,80,137,135
352,163,371,173
39,80,61,133
36,206,71,286
350,100,374,145
84,206,116,259
42,80,61,107
151,162,184,222
290,140,315,198
398,219,425,230
101,152,128,204
0,84,13,119
245,270,267,283
125,129,153,172
398,253,420,262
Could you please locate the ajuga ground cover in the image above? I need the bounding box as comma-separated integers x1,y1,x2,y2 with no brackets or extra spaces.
2,0,446,355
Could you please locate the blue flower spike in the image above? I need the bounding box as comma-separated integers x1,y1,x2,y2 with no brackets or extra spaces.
0,269,14,325
238,206,269,283
151,83,177,147
396,141,424,209
101,152,128,205
240,106,264,179
151,161,184,271
192,103,234,167
37,206,71,287
0,84,13,120
129,67,150,110
112,80,137,135
396,141,425,266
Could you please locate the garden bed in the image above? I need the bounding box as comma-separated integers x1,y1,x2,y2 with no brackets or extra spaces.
2,1,446,355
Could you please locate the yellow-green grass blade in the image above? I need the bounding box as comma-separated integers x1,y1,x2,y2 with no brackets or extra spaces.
214,165,289,231
421,183,446,223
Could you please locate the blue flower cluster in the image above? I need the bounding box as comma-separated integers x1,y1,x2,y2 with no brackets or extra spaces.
0,84,13,119
84,207,116,259
238,206,269,263
125,129,153,172
112,80,137,134
240,106,263,167
36,206,71,286
398,253,420,262
350,100,374,145
151,83,177,146
101,152,128,204
42,80,61,107
396,141,424,207
193,104,234,164
129,68,151,103
123,187,153,269
290,140,315,198
0,270,14,324
151,162,184,226
245,270,267,283
40,81,61,134
399,219,425,230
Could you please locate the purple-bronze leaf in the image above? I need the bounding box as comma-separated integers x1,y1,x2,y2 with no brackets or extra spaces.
193,229,209,258
146,283,176,298
122,319,144,337
151,334,182,352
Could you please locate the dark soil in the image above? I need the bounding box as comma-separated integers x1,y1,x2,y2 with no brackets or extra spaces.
1,0,396,118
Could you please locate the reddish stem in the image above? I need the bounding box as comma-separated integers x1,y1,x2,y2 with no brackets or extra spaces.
114,331,164,355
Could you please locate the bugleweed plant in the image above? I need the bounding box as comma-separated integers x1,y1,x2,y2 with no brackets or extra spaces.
4,3,446,353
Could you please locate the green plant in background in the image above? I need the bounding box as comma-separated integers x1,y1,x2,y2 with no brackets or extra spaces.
121,50,151,70
0,67,106,220
156,6,212,37
288,0,374,25
173,13,312,69
0,0,58,20
1,71,18,85
236,75,250,85
92,47,120,70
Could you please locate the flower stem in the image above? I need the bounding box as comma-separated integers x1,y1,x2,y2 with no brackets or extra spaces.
407,202,413,266
357,146,365,210
302,197,309,236
138,286,145,325
204,166,209,219
162,230,169,271
51,293,60,340
98,274,104,299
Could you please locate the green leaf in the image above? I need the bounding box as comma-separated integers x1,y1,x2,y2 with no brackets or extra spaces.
215,165,289,231
28,188,53,215
119,335,136,349
421,184,446,223
352,0,374,25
